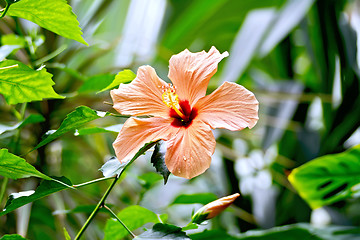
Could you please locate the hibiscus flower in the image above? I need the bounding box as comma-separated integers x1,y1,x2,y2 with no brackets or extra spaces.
110,47,259,179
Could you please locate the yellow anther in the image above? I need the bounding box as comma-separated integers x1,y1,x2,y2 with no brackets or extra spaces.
162,86,185,119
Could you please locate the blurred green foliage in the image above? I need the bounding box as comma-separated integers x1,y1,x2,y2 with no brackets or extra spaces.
1,0,360,239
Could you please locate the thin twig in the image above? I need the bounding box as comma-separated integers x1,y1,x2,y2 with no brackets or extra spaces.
72,176,115,188
103,205,136,238
74,176,120,240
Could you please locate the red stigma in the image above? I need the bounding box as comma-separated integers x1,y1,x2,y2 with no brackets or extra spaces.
170,100,198,128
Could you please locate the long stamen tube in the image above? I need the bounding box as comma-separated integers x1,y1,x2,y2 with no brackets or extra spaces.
161,85,186,119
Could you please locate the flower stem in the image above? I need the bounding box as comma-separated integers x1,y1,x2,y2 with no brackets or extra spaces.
74,176,119,240
72,176,115,188
73,142,156,239
103,205,136,238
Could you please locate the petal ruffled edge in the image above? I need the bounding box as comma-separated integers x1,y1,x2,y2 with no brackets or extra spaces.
110,66,170,118
168,46,229,106
164,119,216,179
194,82,259,131
113,117,178,164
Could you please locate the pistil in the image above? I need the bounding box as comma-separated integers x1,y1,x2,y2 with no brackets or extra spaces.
161,85,186,120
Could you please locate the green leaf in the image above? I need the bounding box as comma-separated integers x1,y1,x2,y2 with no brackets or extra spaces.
0,148,51,180
190,230,237,240
99,157,127,178
151,141,170,184
0,60,64,105
104,205,161,240
63,227,71,240
171,193,218,205
288,145,360,209
74,124,122,136
181,223,198,231
33,106,109,150
138,172,163,189
190,224,360,240
7,0,87,45
0,176,72,216
135,223,190,240
1,34,26,46
0,114,45,135
100,141,158,179
19,114,46,127
75,127,114,136
78,74,116,93
0,234,28,240
99,70,136,92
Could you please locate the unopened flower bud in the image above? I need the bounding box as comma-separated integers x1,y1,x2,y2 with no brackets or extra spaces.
191,193,240,224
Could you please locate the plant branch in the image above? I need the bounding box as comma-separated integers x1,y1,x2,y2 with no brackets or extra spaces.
74,176,120,240
72,176,115,188
103,204,136,238
74,142,157,239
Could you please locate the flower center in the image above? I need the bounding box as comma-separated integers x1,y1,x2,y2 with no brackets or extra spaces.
161,85,186,119
161,84,198,128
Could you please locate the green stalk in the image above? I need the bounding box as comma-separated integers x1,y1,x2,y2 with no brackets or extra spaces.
103,205,136,238
72,176,115,188
74,142,157,239
74,176,119,240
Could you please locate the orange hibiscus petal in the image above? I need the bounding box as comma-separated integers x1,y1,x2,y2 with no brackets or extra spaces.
113,117,178,164
165,119,216,179
168,46,229,106
110,66,170,118
195,82,259,131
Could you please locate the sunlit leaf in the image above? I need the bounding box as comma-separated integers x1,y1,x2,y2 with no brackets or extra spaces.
135,223,190,240
151,141,170,184
7,0,87,45
0,148,51,180
0,60,64,105
33,106,109,150
99,70,136,92
1,34,26,46
289,145,360,209
104,205,161,240
171,193,218,205
0,176,72,216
